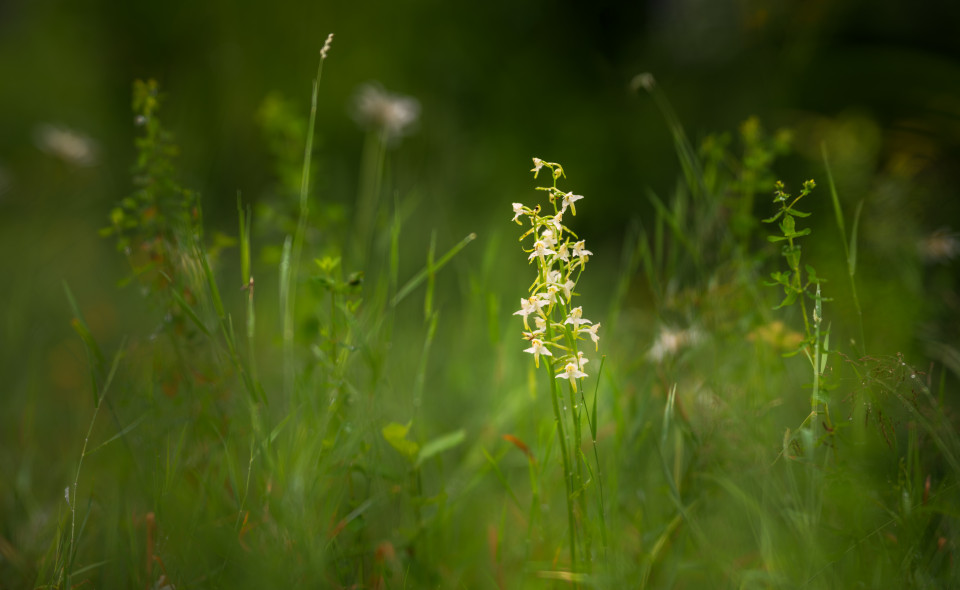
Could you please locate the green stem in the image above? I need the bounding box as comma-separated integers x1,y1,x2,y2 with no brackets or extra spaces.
544,290,577,572
355,128,388,265
581,357,608,560
568,380,590,566
545,351,577,571
283,54,326,395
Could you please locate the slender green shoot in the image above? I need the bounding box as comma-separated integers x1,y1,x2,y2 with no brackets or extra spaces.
821,143,866,355
283,34,334,393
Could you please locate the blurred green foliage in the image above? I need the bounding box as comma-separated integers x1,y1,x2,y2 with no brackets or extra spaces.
2,0,960,587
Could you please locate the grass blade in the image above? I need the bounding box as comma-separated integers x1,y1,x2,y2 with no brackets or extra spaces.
84,413,148,456
416,429,466,468
391,232,477,307
822,142,866,353
63,282,105,405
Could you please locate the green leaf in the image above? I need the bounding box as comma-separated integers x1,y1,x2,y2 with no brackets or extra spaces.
314,256,341,273
382,422,419,462
85,413,148,456
786,208,811,218
646,190,701,267
783,245,801,269
780,215,796,235
237,194,251,286
820,328,831,374
391,233,477,307
415,429,466,468
481,447,523,510
774,291,798,309
166,281,212,338
761,211,783,224
764,271,791,287
805,264,821,284
64,282,106,406
194,240,226,321
849,199,863,276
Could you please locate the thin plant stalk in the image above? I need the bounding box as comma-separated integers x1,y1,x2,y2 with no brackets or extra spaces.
283,40,332,393
65,347,123,588
580,356,608,560
821,143,866,356
545,321,578,570
355,128,388,264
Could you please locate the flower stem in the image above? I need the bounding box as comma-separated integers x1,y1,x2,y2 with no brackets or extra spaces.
543,257,577,571
545,347,578,571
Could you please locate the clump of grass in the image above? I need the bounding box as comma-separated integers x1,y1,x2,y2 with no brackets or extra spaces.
42,37,484,589
625,74,960,588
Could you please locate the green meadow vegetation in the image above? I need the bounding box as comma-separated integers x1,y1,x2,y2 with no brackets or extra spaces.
4,33,960,590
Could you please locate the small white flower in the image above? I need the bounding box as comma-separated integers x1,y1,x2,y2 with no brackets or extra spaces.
576,351,589,370
546,271,575,303
572,241,592,265
524,338,553,368
528,240,556,263
545,212,563,234
514,295,546,316
544,284,561,305
522,317,547,338
533,316,547,334
531,157,545,177
561,192,584,215
564,306,592,328
511,202,526,224
555,361,588,391
540,229,558,249
585,323,601,350
555,241,570,262
514,296,546,330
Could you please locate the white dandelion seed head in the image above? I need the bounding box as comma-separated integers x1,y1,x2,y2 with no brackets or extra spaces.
352,82,420,144
34,123,99,167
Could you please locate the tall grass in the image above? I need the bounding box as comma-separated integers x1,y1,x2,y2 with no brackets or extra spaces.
6,54,958,590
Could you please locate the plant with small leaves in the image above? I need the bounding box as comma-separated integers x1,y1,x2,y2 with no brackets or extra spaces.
763,179,834,435
102,80,202,284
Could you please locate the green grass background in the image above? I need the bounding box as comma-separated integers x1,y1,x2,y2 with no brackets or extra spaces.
2,1,960,587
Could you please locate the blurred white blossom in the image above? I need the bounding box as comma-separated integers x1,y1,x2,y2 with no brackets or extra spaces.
647,325,702,362
33,123,99,167
351,83,420,143
918,227,959,264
